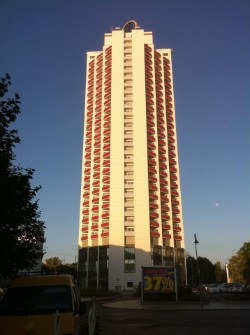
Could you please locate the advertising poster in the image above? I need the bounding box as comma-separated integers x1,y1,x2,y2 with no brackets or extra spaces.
142,267,175,293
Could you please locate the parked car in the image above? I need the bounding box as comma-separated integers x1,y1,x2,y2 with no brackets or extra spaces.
0,274,87,335
228,282,244,293
206,283,220,293
218,283,230,293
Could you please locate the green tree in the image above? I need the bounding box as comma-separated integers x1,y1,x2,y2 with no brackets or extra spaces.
186,255,216,286
42,258,77,277
214,261,227,283
228,242,250,283
0,74,45,277
43,257,63,270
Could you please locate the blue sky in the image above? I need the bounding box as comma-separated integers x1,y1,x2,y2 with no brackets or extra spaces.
1,0,249,266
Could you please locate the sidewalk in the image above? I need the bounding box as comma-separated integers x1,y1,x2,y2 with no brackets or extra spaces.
102,299,250,310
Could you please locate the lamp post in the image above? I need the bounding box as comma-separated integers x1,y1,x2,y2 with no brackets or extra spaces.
194,233,201,286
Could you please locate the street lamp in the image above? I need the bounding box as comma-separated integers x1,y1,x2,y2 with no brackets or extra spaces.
194,233,201,286
194,234,199,259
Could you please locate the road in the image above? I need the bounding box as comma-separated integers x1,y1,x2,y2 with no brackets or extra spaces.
95,301,250,335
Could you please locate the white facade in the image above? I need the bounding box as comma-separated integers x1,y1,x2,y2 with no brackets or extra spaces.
78,21,186,291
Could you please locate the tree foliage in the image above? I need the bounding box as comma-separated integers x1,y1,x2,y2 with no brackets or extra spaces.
186,256,217,286
0,74,45,277
228,242,250,283
42,257,76,277
214,261,227,283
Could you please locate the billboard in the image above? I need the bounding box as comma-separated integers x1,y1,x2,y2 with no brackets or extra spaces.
142,267,175,293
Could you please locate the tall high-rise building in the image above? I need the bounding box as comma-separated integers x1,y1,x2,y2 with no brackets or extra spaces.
78,20,186,291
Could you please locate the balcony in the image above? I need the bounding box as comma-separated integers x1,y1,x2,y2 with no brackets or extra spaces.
149,184,157,191
162,205,170,211
102,194,110,201
92,180,100,187
159,147,166,154
103,159,110,166
103,136,110,143
81,236,88,241
103,128,110,135
148,151,156,158
94,140,101,147
147,119,155,127
94,125,101,133
150,221,159,228
149,193,158,200
169,158,177,165
159,171,168,178
158,132,165,139
150,231,160,237
173,217,180,223
146,97,154,105
172,208,180,214
147,112,154,120
168,143,175,150
159,162,167,169
162,224,170,230
91,234,98,239
174,235,182,241
94,164,100,170
147,135,155,142
173,225,181,232
165,81,172,90
92,189,99,195
168,151,176,158
156,103,164,110
161,196,169,202
163,233,171,239
146,104,154,112
157,116,164,124
102,176,110,183
170,174,177,181
162,214,170,220
102,185,110,192
103,167,110,174
82,209,89,215
101,222,109,227
171,190,179,197
101,232,109,237
147,127,155,134
150,212,159,218
103,152,110,158
148,159,156,166
103,143,110,150
94,133,101,139
171,182,178,189
149,202,158,209
160,187,168,194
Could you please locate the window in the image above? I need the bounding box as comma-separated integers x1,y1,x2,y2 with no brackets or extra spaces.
124,247,135,273
127,282,133,288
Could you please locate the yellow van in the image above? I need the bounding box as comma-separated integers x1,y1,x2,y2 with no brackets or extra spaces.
0,275,87,335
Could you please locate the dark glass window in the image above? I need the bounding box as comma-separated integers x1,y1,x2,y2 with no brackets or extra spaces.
0,286,72,315
124,247,135,273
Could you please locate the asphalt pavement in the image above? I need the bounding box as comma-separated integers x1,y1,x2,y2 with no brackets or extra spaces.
101,298,250,310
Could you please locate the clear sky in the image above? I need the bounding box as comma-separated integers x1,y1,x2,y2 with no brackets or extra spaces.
1,0,249,266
